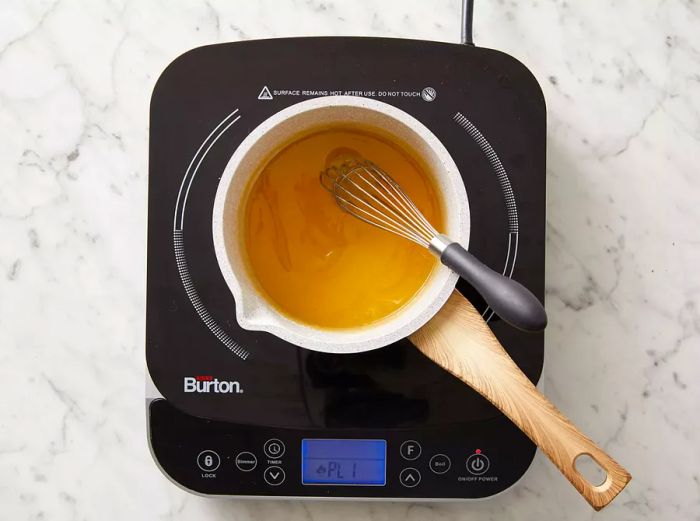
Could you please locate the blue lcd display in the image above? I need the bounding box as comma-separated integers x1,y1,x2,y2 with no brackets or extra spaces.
301,439,386,486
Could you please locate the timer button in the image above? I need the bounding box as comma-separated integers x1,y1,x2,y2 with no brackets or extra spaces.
400,440,421,461
466,452,490,475
399,467,421,488
235,451,258,472
429,454,451,474
196,450,220,472
264,439,286,458
264,466,286,486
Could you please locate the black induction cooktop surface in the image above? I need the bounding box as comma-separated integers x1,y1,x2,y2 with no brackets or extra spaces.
147,37,546,498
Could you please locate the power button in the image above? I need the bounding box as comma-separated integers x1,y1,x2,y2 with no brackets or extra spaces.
466,451,490,476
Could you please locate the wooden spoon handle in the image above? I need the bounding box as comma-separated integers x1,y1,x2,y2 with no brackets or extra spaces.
409,291,631,510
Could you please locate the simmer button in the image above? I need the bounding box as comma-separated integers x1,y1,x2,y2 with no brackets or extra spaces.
235,451,258,472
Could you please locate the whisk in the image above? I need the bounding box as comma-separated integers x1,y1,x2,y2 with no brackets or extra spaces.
321,158,547,332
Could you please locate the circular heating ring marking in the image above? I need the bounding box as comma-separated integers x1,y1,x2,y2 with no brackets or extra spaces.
453,112,520,323
172,108,250,361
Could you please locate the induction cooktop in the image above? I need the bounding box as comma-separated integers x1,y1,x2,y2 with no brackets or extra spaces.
146,30,546,499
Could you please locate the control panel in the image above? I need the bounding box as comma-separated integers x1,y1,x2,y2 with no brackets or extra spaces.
149,400,536,498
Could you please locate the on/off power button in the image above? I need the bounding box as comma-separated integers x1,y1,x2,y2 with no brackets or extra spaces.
466,450,490,476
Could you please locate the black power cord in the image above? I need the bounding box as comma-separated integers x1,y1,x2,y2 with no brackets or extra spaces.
461,0,475,45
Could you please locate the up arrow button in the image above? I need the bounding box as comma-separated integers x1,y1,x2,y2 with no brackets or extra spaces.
399,468,421,488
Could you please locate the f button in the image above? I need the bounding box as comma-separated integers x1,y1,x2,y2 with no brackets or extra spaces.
400,440,422,461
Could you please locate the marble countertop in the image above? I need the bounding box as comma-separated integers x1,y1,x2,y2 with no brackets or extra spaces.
1,0,698,519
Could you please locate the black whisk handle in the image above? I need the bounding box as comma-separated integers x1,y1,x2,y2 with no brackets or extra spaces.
440,243,547,332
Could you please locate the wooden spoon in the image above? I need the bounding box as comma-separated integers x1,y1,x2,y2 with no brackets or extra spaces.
410,290,631,510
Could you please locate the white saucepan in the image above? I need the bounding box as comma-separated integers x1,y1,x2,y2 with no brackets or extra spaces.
213,96,470,354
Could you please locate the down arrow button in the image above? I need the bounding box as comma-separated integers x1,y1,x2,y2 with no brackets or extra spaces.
264,466,286,486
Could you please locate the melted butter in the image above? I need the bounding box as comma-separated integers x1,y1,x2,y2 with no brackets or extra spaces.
242,126,444,329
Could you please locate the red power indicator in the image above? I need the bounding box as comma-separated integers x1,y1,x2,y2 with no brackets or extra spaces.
475,449,482,454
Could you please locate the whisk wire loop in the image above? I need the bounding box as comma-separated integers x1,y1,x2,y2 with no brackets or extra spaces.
321,160,439,249
363,164,437,240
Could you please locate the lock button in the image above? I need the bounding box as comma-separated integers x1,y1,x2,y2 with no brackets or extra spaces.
197,450,221,472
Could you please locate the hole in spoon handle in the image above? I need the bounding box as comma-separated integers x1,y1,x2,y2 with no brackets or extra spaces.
562,442,632,510
574,453,607,486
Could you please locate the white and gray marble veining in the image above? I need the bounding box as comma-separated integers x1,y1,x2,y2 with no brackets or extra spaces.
1,0,698,519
